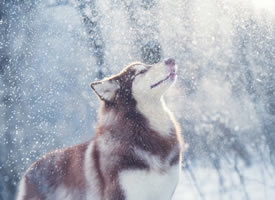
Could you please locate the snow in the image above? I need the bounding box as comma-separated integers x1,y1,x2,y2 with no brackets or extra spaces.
1,0,275,199
174,164,275,200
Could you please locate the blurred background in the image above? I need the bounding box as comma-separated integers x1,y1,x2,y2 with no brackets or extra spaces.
0,0,275,199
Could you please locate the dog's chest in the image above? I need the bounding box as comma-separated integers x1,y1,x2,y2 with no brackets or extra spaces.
119,151,180,200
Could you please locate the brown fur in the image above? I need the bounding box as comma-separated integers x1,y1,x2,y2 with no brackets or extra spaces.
18,63,183,200
23,142,89,199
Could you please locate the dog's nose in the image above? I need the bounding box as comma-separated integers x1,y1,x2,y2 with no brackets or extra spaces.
164,58,176,66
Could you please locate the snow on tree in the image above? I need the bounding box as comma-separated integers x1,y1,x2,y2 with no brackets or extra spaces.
0,0,275,199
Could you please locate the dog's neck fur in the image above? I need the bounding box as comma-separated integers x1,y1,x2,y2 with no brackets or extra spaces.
135,96,173,136
98,96,173,137
17,62,183,200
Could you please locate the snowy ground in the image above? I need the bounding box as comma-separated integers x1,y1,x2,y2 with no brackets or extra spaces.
173,165,275,200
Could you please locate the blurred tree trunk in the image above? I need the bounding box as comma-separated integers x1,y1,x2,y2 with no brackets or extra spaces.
264,81,275,165
0,2,19,199
122,0,162,64
0,1,36,199
75,0,107,79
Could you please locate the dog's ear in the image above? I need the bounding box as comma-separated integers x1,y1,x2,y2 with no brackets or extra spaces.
91,79,119,101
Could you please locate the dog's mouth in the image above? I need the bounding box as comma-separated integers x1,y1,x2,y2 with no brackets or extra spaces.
150,58,177,89
150,72,177,89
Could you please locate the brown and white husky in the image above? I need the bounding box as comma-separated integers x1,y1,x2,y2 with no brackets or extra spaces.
17,58,184,200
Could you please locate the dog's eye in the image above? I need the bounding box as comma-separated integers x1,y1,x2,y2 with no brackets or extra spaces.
131,67,150,80
139,69,147,74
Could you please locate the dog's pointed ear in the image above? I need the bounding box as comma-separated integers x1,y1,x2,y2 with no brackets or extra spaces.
90,79,119,101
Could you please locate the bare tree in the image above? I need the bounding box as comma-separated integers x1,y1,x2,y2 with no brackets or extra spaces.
122,0,162,64
0,1,36,199
74,0,107,79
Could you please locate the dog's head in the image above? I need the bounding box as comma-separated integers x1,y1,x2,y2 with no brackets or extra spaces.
91,58,177,107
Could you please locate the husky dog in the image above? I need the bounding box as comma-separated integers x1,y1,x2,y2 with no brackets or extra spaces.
17,58,183,200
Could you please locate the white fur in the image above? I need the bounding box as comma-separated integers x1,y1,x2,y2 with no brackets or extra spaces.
99,110,118,126
135,149,164,170
84,142,101,200
136,97,173,136
134,149,176,171
119,149,181,200
45,184,88,200
16,177,26,200
132,64,148,74
47,185,72,200
132,63,172,98
97,134,120,154
119,165,180,200
120,62,181,199
132,63,177,136
92,80,119,100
